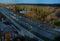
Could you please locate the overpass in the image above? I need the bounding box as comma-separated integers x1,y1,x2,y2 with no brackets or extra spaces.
0,7,60,41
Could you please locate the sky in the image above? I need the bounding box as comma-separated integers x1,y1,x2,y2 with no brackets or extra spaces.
0,0,60,4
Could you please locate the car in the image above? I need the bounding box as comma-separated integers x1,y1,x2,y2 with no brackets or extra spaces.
54,27,60,32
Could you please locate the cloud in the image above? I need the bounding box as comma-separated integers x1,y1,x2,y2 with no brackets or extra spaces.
0,0,60,4
0,0,16,4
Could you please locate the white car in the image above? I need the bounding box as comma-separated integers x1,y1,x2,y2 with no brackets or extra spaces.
54,27,60,32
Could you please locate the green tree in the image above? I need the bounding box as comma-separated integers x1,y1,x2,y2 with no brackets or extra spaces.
54,20,60,26
15,8,20,13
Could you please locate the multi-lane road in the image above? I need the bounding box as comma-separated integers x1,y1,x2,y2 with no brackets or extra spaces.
0,7,60,41
0,7,43,41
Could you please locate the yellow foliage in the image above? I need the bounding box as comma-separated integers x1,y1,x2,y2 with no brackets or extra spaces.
15,5,60,20
25,11,35,18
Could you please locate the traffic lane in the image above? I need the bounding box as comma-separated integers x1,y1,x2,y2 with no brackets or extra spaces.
0,8,43,41
10,14,59,41
16,14,60,35
12,14,60,35
0,8,60,36
0,7,60,40
4,8,60,37
8,14,44,41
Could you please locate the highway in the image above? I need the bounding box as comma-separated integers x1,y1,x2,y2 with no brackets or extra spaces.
0,7,43,41
0,7,60,41
4,7,60,35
